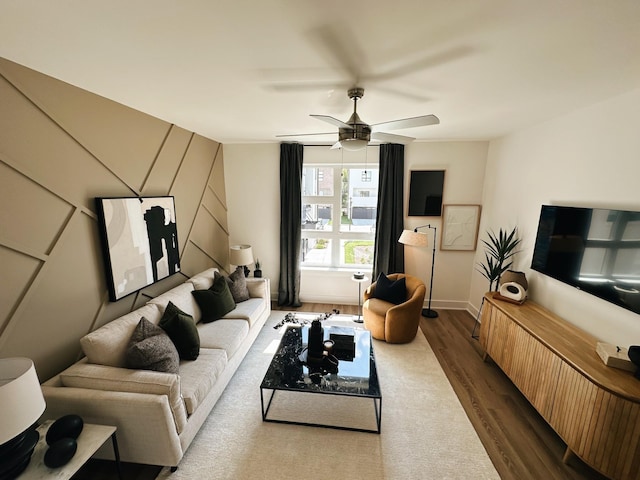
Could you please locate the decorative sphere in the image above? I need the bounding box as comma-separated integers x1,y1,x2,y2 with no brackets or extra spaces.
46,414,84,445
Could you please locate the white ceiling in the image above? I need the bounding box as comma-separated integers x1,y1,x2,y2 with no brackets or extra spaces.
1,1,639,145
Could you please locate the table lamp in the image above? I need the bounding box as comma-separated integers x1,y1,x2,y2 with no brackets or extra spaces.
0,357,46,479
229,244,254,277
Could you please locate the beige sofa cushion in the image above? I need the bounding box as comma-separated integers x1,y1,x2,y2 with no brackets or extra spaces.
186,268,218,290
222,298,266,327
197,319,249,359
80,303,162,367
147,283,201,322
179,349,227,415
59,361,188,434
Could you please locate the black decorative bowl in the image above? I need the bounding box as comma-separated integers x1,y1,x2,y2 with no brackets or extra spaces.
628,345,640,380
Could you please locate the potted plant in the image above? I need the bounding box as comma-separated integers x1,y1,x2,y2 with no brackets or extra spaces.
254,259,262,278
477,227,522,292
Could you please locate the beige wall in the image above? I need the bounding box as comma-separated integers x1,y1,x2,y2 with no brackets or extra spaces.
0,58,229,381
471,88,640,346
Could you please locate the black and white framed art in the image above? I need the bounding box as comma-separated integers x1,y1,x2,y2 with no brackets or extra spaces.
95,196,180,301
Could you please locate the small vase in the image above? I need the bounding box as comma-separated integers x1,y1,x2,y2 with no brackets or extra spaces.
254,269,262,278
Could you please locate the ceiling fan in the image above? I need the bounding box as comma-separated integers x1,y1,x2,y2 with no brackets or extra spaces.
277,87,439,150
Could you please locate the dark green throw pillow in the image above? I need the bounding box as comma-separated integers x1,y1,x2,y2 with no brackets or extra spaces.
125,317,179,373
159,301,200,361
192,274,236,323
373,272,407,305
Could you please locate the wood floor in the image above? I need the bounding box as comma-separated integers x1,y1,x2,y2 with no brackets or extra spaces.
72,303,607,480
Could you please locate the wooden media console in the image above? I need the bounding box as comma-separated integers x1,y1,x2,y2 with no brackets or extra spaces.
479,292,640,480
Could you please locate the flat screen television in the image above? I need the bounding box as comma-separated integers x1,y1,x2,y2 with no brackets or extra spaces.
408,170,444,216
531,205,640,315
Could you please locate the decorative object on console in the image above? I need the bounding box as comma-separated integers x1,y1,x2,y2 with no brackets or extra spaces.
629,346,640,379
253,259,262,278
476,227,522,292
399,226,438,318
0,358,46,480
596,343,636,373
95,196,180,302
496,270,528,304
229,244,253,277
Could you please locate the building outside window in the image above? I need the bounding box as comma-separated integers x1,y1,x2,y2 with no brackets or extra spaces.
301,162,378,268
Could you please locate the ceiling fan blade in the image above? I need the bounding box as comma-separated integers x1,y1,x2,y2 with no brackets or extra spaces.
310,114,352,130
307,24,366,84
371,114,440,132
371,132,415,144
276,132,335,138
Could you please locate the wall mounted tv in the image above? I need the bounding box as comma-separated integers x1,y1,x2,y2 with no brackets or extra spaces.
408,170,445,216
531,205,640,315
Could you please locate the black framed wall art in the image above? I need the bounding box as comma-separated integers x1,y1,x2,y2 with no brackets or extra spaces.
408,170,445,216
96,196,180,301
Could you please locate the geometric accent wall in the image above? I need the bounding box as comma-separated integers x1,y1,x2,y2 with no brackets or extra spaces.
0,57,229,381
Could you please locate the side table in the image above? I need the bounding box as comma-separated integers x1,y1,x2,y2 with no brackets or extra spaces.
351,274,369,323
20,420,122,480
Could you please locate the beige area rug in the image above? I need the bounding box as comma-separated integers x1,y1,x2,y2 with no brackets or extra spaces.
157,312,499,480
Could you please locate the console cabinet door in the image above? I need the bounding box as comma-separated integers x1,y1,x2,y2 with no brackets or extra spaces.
509,325,561,422
484,306,517,376
551,361,640,480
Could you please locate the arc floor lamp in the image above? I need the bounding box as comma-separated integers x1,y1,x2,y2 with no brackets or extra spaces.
398,224,438,318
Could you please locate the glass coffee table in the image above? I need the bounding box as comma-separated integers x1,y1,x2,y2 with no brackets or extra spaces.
260,324,382,433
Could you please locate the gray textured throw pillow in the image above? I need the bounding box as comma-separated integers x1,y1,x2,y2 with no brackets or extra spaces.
226,267,250,303
125,317,179,374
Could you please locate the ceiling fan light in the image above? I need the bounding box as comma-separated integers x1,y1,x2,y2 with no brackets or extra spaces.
340,138,368,151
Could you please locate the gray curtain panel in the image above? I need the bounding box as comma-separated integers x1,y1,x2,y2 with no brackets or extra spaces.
372,143,405,279
278,143,303,307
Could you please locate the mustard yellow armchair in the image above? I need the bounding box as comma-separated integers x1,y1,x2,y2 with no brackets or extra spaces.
363,273,426,344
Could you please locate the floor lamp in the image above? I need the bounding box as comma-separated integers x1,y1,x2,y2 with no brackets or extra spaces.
398,225,438,318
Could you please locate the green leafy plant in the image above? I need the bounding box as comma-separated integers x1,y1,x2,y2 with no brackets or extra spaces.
477,227,522,291
254,259,261,270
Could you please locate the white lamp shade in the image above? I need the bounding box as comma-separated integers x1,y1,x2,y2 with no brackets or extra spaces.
0,358,45,444
398,229,429,247
229,244,253,266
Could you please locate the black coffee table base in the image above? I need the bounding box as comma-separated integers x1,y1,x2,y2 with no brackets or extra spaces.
260,388,382,434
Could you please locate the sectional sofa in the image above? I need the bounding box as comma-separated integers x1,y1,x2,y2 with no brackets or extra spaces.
40,268,271,468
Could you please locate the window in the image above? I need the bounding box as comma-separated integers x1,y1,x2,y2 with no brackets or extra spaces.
301,164,378,268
